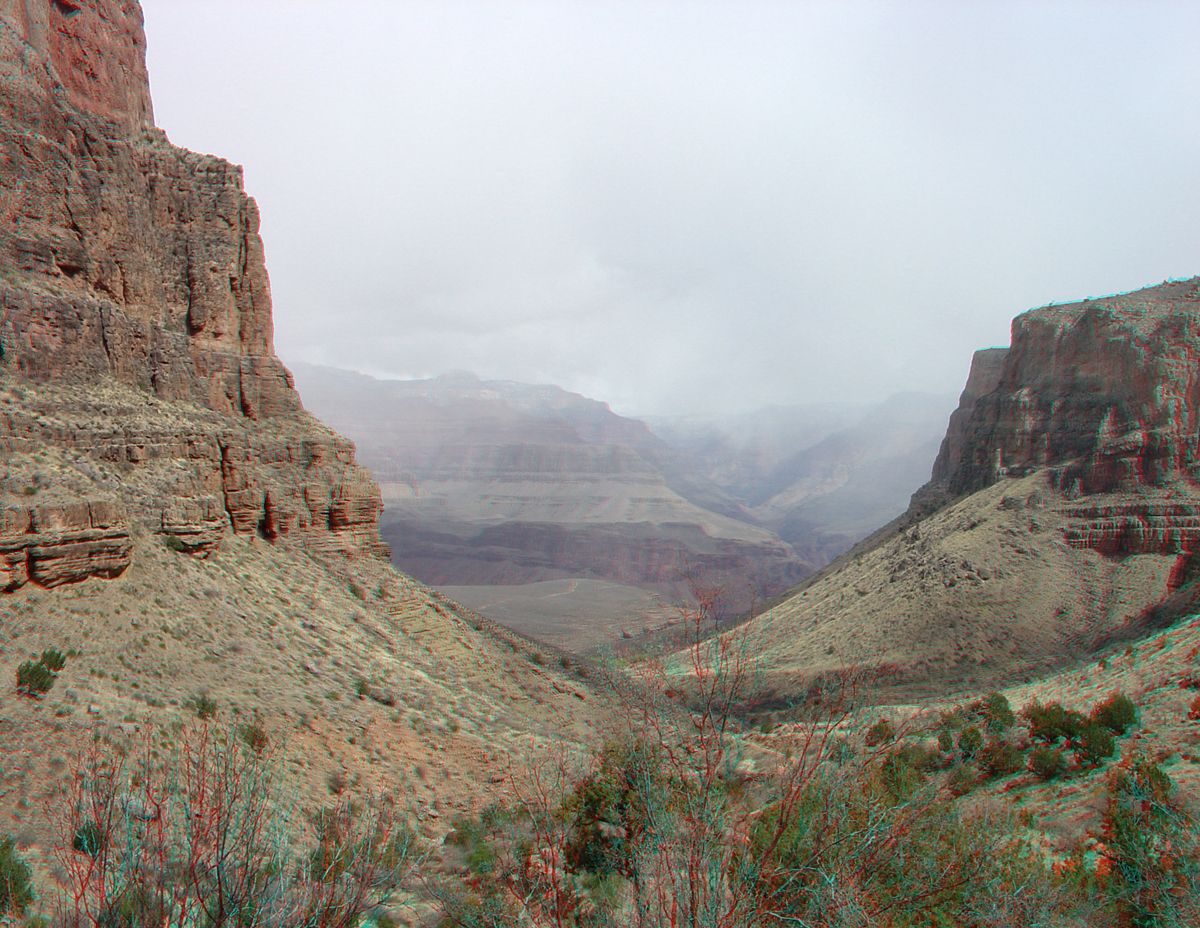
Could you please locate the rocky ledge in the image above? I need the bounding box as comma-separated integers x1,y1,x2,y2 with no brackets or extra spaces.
931,278,1200,559
0,0,388,589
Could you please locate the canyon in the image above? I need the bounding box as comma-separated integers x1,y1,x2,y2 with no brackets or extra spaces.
0,6,626,909
291,362,952,623
736,278,1200,701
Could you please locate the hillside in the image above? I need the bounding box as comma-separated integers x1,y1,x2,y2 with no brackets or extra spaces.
0,3,620,918
734,278,1200,702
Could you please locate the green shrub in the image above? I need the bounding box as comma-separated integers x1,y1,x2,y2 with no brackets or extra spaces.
73,820,107,857
1103,758,1199,925
562,741,661,877
957,726,983,760
881,746,929,799
239,721,269,754
1029,745,1066,780
946,763,979,796
1092,691,1137,735
982,692,1015,734
937,728,954,753
1077,722,1115,768
0,836,34,915
978,739,1024,778
1022,701,1086,744
40,648,67,672
187,693,218,720
16,659,54,696
354,678,371,698
164,534,187,552
865,718,895,747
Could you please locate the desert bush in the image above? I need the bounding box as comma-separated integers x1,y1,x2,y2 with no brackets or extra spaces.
865,717,895,746
561,740,660,877
0,835,34,915
1102,757,1200,926
1023,700,1087,745
978,739,1024,778
982,691,1016,733
238,719,269,754
1029,745,1066,780
72,820,107,857
163,534,187,552
186,692,218,719
946,763,979,796
957,725,983,760
937,727,954,753
40,647,67,672
17,658,55,696
1077,722,1116,768
52,724,417,928
1092,690,1137,735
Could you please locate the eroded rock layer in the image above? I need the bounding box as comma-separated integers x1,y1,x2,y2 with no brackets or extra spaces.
0,0,387,587
932,279,1200,557
740,278,1200,699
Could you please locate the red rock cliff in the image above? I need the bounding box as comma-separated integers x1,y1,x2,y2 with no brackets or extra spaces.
0,0,388,587
929,277,1200,557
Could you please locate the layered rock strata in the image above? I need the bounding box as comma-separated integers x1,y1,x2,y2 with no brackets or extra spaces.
932,279,1200,559
0,0,387,588
734,278,1200,698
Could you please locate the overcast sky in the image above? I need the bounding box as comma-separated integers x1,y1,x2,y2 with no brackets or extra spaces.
141,1,1199,417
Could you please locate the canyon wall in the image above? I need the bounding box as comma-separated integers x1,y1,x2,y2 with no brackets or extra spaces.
735,278,1200,698
931,278,1200,557
0,0,387,588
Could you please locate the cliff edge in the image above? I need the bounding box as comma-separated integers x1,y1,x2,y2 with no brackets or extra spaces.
734,278,1200,701
0,0,388,588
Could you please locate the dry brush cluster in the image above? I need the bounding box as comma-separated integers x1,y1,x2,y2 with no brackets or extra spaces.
1,724,420,928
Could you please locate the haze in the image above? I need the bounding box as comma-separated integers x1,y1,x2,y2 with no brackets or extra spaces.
142,1,1200,417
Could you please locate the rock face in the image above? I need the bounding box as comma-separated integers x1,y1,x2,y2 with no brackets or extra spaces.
736,278,1200,699
932,279,1200,557
0,0,388,589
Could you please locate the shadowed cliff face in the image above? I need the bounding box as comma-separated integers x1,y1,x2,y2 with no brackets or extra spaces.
0,0,388,587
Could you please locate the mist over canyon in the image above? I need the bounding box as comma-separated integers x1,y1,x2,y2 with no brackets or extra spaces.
288,362,954,628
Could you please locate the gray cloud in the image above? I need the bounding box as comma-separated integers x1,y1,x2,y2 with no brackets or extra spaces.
143,0,1200,416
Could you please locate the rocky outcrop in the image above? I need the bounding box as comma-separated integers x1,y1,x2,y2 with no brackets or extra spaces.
933,280,1200,497
730,278,1200,699
0,0,388,589
0,497,131,589
929,278,1200,559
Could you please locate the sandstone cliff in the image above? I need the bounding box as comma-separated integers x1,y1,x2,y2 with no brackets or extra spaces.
0,0,387,587
734,278,1200,700
933,279,1200,556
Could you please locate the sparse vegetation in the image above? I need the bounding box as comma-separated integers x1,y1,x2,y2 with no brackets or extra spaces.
16,647,68,697
1029,745,1066,780
186,692,218,719
1022,700,1087,745
0,835,34,915
865,716,895,746
16,659,55,696
1092,690,1137,735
